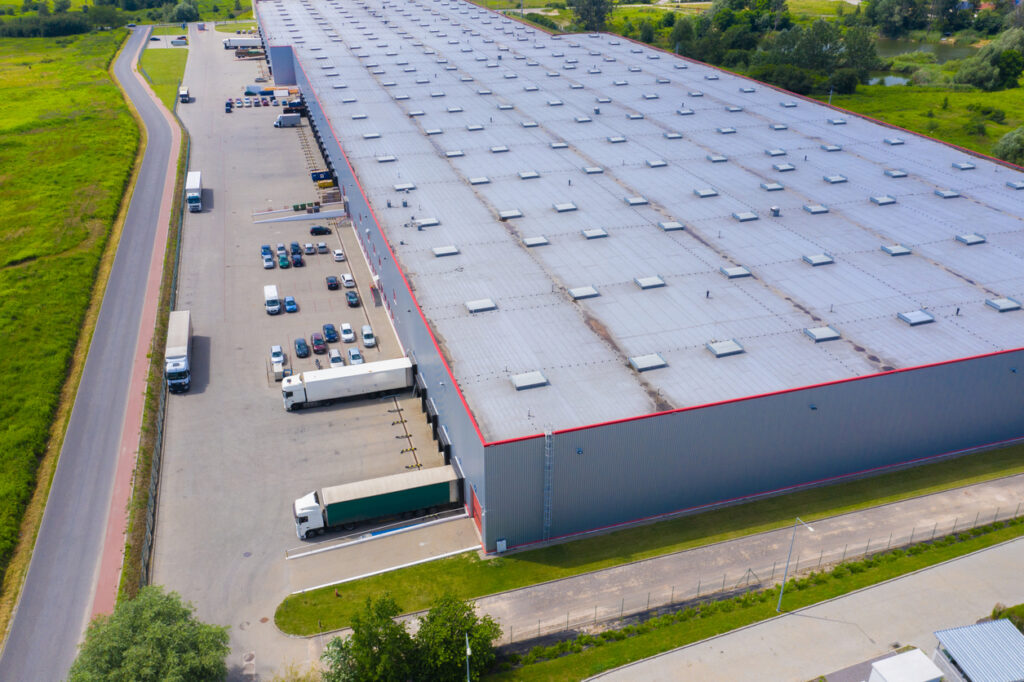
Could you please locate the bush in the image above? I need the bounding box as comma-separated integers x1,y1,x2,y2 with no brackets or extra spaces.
993,126,1024,164
525,12,558,29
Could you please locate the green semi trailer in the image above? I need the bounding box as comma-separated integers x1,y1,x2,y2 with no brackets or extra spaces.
293,466,460,539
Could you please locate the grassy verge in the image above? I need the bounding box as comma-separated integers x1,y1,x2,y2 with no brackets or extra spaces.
276,443,1024,635
0,31,138,631
820,85,1024,158
493,517,1024,680
139,46,188,110
214,19,258,33
150,25,188,36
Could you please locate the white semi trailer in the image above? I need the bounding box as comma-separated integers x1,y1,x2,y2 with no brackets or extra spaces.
281,357,413,410
223,37,261,49
185,171,202,212
165,310,192,393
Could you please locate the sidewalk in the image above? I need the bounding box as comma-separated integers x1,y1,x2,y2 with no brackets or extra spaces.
592,536,1024,681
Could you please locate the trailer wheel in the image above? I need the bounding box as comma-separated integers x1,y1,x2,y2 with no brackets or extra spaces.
343,523,356,531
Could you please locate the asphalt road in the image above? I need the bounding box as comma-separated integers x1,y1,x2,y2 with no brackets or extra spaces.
0,27,173,681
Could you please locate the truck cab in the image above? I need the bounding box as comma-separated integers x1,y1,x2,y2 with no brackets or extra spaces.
293,491,325,539
178,87,189,103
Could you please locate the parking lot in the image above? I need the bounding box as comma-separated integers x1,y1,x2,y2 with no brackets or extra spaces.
150,25,471,678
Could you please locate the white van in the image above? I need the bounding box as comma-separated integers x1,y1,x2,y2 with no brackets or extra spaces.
264,284,281,315
361,324,376,348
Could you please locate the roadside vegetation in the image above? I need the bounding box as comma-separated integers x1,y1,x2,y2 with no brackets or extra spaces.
0,0,250,33
992,601,1024,633
276,443,1024,635
492,516,1024,680
0,29,137,607
139,44,188,109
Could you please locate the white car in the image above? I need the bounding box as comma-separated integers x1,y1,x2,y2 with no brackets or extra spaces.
347,347,364,365
333,248,346,262
270,345,284,365
303,242,315,255
328,348,344,367
341,273,355,288
340,323,355,343
262,255,274,269
361,324,376,348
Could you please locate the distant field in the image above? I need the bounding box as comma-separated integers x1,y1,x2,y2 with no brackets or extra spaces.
822,85,1024,158
139,47,188,110
213,19,258,33
0,31,138,585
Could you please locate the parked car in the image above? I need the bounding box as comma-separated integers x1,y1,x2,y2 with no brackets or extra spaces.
328,348,344,367
323,323,339,342
317,242,328,253
261,97,269,106
276,242,286,255
346,290,360,307
244,98,252,107
325,275,339,290
284,296,298,313
310,332,327,354
333,248,346,262
278,254,290,268
254,98,261,107
310,225,331,236
347,347,364,365
272,98,280,106
270,345,284,365
149,36,160,41
290,242,301,255
292,254,304,267
341,273,355,288
262,255,274,269
304,243,315,255
261,244,272,257
294,337,310,358
340,323,355,343
361,324,376,348
235,98,243,107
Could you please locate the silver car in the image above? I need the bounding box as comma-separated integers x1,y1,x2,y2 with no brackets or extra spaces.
347,347,364,365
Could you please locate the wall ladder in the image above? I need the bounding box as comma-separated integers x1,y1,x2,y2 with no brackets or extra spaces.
541,429,554,542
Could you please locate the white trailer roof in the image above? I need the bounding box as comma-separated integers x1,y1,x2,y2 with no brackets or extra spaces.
321,465,459,506
260,0,1024,441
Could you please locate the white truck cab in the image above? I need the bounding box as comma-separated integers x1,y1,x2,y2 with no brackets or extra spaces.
293,491,324,539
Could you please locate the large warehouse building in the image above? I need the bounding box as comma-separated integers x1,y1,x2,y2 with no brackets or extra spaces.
256,0,1024,551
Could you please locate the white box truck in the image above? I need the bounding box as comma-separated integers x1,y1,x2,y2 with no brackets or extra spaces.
165,310,192,393
223,37,261,49
264,284,281,315
282,357,413,410
274,113,301,128
185,171,202,212
178,86,189,103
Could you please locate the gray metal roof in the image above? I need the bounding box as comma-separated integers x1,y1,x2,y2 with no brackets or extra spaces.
934,619,1024,682
260,0,1024,441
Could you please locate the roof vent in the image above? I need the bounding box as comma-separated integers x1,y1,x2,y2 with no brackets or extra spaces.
761,182,784,191
466,298,497,313
694,188,718,198
582,228,608,239
511,371,548,390
646,159,667,168
576,116,592,123
664,132,682,139
802,253,834,266
706,339,744,357
740,87,755,93
445,150,464,158
884,137,905,145
821,144,842,152
550,141,568,149
885,168,908,178
717,127,737,135
607,136,626,143
677,108,695,116
773,162,796,172
425,128,443,135
824,174,847,184
804,325,840,342
720,265,752,278
498,209,523,220
393,182,416,192
828,118,846,125
469,177,490,185
707,154,728,163
657,220,685,232
629,353,667,372
955,233,985,245
1007,180,1024,190
583,166,603,174
780,101,797,108
624,196,648,206
634,275,665,289
871,195,896,205
490,145,509,153
898,310,934,326
376,155,397,163
432,245,459,257
627,113,645,120
523,236,549,247
771,123,788,131
935,189,960,199
986,297,1021,312
732,211,758,222
568,285,599,300
766,148,786,157
521,120,538,128
882,243,912,256
803,203,829,215
553,202,577,212
952,161,975,170
727,106,743,113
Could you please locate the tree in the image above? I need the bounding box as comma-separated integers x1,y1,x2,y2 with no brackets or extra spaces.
864,0,928,37
995,48,1023,88
68,586,229,682
840,25,879,81
567,0,611,31
53,0,70,12
168,0,198,22
414,594,501,682
993,126,1024,165
639,19,655,43
321,594,416,682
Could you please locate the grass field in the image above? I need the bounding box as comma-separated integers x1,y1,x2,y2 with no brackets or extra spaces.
139,46,188,110
820,85,1024,158
276,443,1024,635
150,25,188,36
0,31,138,584
494,517,1024,680
213,19,258,33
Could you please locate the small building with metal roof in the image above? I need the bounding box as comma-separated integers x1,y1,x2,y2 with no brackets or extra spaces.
933,619,1024,682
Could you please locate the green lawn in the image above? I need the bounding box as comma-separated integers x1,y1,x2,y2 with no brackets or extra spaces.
819,85,1024,158
139,47,188,110
150,25,188,36
213,19,258,33
494,518,1024,680
0,31,138,585
276,443,1024,635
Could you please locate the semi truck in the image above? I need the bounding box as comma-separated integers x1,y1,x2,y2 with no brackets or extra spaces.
281,357,413,410
165,310,192,393
293,466,461,539
223,37,261,49
274,113,301,128
185,171,202,212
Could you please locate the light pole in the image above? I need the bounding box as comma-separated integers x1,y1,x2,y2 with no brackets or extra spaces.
465,631,472,682
776,516,814,612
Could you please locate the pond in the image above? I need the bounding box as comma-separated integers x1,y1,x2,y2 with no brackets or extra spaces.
875,37,979,63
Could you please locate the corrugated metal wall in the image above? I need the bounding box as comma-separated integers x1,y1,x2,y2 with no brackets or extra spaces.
483,350,1024,551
